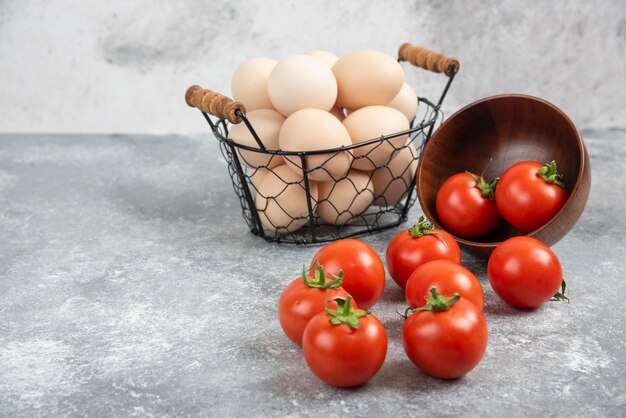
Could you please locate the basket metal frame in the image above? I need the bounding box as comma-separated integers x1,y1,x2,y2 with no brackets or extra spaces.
200,65,457,244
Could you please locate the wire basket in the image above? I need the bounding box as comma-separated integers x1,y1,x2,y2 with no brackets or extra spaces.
185,43,459,244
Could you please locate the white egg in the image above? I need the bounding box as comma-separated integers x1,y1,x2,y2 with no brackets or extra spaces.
228,109,285,168
268,55,338,116
316,170,374,225
231,57,277,110
255,165,318,234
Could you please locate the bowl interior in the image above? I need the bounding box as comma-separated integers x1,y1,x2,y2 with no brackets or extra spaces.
418,94,583,245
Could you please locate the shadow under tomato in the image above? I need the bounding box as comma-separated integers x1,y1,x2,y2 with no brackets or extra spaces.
256,355,466,396
459,254,488,279
483,298,540,316
370,358,468,392
379,283,406,303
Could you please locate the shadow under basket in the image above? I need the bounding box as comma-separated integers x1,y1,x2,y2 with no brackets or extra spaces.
417,94,591,258
186,43,460,244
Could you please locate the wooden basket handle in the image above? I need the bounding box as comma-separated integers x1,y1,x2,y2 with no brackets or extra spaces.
185,85,247,124
398,43,460,76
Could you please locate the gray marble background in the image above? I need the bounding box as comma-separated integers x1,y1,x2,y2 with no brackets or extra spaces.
0,0,625,134
0,131,624,417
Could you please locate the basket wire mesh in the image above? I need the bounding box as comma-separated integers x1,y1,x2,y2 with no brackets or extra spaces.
200,64,456,244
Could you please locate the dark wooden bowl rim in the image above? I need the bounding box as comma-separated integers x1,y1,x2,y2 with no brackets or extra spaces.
418,93,587,249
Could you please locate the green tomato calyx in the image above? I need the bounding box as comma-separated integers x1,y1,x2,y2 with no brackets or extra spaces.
404,287,461,317
466,171,499,200
551,279,570,302
302,262,343,289
408,215,449,247
538,160,566,188
325,296,370,329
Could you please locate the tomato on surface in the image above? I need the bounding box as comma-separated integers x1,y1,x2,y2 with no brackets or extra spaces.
303,297,387,387
488,236,566,308
310,239,385,309
405,259,484,309
495,160,570,233
436,172,500,239
386,216,461,289
402,288,488,379
278,263,355,346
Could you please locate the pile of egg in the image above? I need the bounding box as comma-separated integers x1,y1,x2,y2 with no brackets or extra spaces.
228,50,419,234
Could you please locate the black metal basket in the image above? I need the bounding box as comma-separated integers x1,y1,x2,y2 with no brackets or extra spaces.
186,43,459,244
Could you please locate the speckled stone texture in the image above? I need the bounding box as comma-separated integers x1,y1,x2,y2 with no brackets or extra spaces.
0,132,624,417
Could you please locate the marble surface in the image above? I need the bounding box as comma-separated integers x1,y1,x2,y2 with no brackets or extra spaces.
1,0,625,134
0,131,625,417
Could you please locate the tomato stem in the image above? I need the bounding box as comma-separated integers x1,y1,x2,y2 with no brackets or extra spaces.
466,171,498,200
302,262,343,289
325,296,370,329
404,287,460,317
551,279,570,303
408,215,449,247
538,161,566,188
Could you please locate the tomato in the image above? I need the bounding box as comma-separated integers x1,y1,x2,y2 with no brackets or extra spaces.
495,160,570,232
278,264,356,346
386,216,461,289
488,236,566,308
436,172,500,238
303,297,387,387
402,288,488,379
405,259,484,309
310,239,385,309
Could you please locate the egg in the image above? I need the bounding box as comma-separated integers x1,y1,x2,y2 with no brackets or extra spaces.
231,57,277,110
342,106,409,171
332,50,404,110
316,170,374,225
279,108,352,182
387,83,418,123
307,50,339,68
249,167,271,192
329,105,346,121
228,109,285,169
371,141,418,206
255,165,318,233
268,55,337,116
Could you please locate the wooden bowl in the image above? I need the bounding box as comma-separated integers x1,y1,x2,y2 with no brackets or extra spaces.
417,94,591,258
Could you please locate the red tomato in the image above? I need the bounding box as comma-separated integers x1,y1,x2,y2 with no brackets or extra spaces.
402,288,488,379
386,216,461,289
278,264,356,346
436,172,500,238
303,297,387,387
405,259,484,309
310,239,385,309
495,161,570,232
488,236,565,308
